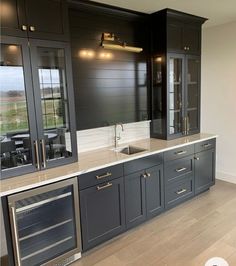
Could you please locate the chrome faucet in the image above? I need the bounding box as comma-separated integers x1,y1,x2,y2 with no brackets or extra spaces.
114,123,124,148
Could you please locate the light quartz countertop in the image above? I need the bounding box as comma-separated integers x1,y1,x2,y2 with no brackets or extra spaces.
0,133,217,197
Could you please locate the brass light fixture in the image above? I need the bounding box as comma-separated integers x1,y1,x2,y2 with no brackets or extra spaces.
101,33,143,53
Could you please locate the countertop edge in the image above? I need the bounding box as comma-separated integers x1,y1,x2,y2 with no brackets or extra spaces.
0,134,218,197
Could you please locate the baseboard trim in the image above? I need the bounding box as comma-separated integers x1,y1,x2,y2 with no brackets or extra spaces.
216,171,236,184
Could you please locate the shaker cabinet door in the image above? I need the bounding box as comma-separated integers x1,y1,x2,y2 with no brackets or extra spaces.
124,171,146,229
145,165,164,219
195,149,215,194
0,0,27,37
25,0,69,41
80,177,125,251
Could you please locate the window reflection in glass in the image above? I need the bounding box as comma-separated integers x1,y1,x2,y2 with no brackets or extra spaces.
37,47,72,160
0,44,32,171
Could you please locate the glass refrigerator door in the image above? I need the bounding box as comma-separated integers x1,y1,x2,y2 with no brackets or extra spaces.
8,178,81,266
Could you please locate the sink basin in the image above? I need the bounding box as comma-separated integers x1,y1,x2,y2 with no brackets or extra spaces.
113,145,146,155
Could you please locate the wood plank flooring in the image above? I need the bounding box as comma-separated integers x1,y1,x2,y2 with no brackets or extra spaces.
72,180,236,266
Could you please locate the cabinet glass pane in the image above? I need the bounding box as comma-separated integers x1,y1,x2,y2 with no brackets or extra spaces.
0,44,33,171
169,57,183,135
14,185,77,265
187,58,200,131
36,47,72,162
152,56,163,135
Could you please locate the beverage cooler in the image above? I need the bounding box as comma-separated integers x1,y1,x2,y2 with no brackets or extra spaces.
6,178,81,266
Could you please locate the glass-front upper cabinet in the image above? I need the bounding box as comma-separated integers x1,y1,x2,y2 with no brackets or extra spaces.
30,40,77,169
0,37,38,178
185,56,200,135
0,38,77,179
168,54,184,137
151,53,200,140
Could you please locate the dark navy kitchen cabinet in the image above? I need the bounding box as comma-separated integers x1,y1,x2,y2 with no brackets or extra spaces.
79,176,125,251
0,0,69,41
194,140,216,194
150,9,207,140
124,156,164,229
124,170,147,229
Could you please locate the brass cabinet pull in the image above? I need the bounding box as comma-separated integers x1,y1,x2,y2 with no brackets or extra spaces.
10,206,21,266
21,25,27,31
175,150,187,155
175,167,187,173
97,182,112,191
185,117,188,135
182,117,187,135
34,140,40,170
176,188,187,195
29,26,35,32
96,172,112,180
195,157,200,161
186,116,190,134
141,172,151,179
40,139,47,168
203,143,212,148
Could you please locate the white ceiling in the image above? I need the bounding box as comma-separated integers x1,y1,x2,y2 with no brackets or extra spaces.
91,0,236,27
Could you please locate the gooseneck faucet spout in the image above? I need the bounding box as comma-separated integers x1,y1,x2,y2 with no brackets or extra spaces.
114,123,124,148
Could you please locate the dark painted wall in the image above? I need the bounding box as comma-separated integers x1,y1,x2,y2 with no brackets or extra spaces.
69,3,149,130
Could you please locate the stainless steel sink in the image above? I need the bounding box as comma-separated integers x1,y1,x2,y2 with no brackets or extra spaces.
113,145,146,155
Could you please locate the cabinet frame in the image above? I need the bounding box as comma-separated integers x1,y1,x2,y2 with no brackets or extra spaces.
0,0,69,41
29,39,78,169
1,36,78,179
1,36,39,179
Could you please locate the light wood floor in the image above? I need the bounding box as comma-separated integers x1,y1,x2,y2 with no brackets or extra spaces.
73,180,236,266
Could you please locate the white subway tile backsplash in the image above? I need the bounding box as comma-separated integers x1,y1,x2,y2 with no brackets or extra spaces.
77,121,150,153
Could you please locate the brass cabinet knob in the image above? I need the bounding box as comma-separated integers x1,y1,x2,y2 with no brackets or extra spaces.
29,26,36,32
21,25,27,31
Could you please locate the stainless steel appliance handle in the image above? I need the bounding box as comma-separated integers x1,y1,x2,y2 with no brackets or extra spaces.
41,138,47,168
11,206,21,266
34,140,40,170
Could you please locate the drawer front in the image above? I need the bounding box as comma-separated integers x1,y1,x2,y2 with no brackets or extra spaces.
78,164,123,190
164,155,194,182
124,153,163,176
164,144,194,161
195,138,216,153
165,174,194,209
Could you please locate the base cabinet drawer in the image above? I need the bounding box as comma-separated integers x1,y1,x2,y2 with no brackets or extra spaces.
164,155,194,182
80,177,125,251
78,164,123,190
165,174,194,209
